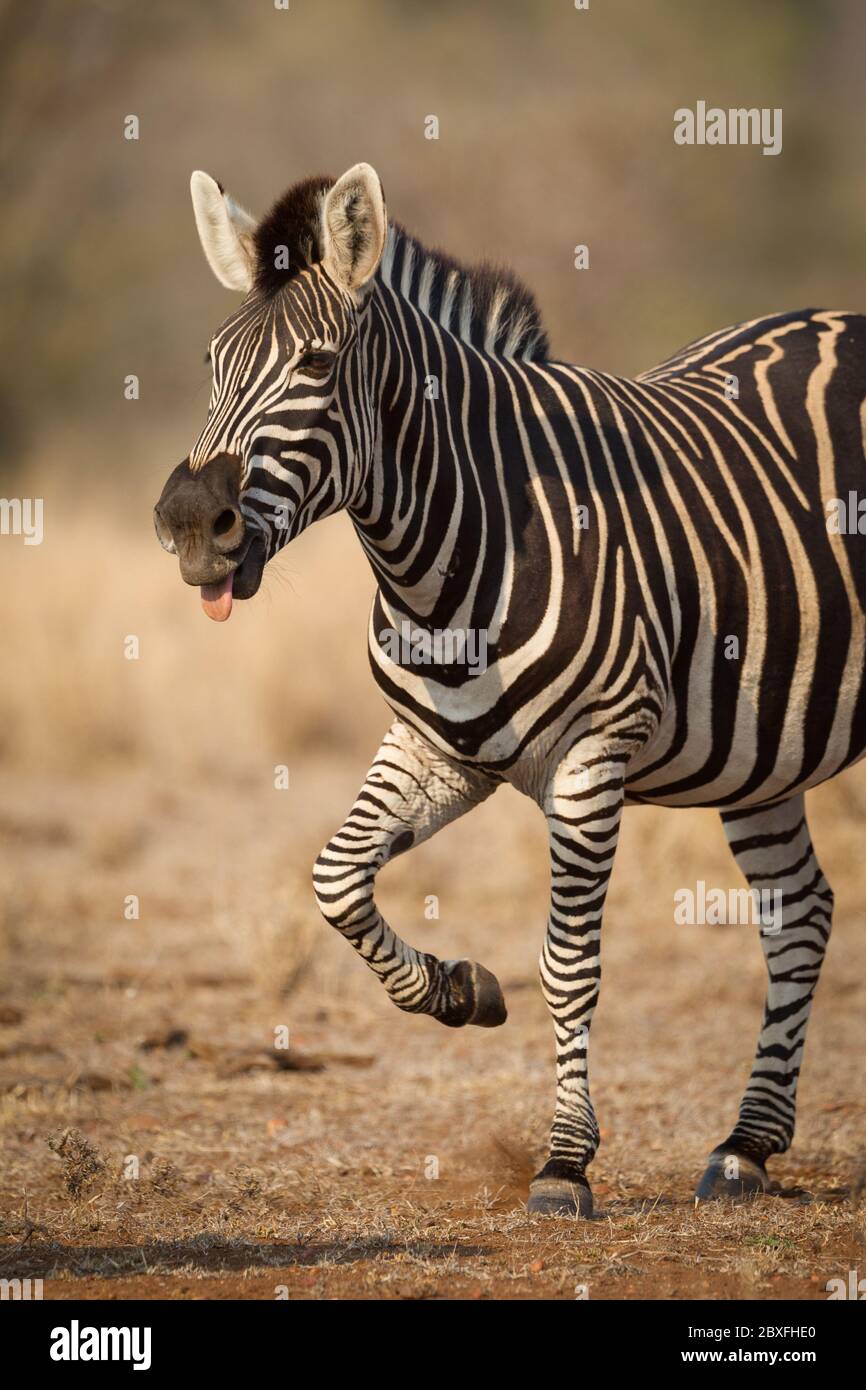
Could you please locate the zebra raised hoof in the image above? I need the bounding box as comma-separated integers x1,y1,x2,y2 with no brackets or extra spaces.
155,162,864,1217
440,961,508,1029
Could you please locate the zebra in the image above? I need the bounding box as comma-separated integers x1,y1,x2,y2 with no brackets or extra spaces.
154,162,865,1216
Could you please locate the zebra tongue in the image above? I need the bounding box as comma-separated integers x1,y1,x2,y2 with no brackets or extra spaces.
200,573,234,622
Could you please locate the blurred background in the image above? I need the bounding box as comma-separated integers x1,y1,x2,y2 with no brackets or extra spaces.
0,0,864,1297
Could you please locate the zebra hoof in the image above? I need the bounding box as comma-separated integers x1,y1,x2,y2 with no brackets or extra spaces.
441,960,507,1028
695,1149,770,1202
527,1166,593,1217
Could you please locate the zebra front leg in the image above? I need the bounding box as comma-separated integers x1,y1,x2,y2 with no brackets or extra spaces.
696,795,833,1201
313,720,506,1027
527,748,626,1218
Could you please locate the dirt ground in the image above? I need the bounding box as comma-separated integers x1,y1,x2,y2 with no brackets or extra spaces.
1,498,864,1302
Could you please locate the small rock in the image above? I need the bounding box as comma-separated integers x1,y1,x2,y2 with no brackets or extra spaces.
140,1028,189,1051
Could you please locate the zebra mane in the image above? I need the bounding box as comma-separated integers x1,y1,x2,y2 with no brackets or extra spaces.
252,176,549,362
378,224,550,362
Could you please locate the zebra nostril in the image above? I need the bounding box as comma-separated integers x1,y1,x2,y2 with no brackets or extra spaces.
153,506,177,555
211,507,244,551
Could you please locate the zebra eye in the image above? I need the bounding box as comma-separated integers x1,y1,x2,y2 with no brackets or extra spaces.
297,350,334,377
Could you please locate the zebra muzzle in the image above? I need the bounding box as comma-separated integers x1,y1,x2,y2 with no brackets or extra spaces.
154,453,264,618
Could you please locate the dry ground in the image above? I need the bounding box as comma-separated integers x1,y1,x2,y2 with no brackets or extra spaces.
0,484,864,1301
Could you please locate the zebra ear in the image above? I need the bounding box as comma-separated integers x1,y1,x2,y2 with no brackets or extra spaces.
321,163,386,294
190,171,257,292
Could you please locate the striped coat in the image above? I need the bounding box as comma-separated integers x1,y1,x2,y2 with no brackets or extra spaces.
155,163,862,1214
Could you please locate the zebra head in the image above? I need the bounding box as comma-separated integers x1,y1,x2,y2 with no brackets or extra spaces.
154,163,387,620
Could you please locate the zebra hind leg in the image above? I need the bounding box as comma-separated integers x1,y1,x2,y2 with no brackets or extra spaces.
696,795,833,1202
313,720,507,1029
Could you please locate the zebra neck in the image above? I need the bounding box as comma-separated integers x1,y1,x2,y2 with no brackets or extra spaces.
349,285,514,625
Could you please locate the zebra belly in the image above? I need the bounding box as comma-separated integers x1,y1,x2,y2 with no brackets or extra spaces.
623,654,866,809
624,741,866,810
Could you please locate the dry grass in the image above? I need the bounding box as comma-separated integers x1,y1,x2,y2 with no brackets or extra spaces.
0,460,383,780
0,481,865,1299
